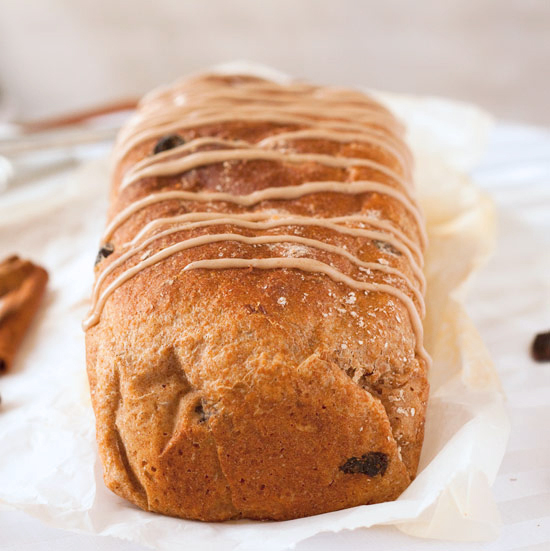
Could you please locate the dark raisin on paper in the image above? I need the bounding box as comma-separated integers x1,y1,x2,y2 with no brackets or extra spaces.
340,451,389,477
153,134,185,155
94,243,115,266
531,331,550,362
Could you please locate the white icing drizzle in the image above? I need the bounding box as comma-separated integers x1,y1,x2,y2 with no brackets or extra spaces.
114,110,404,165
86,74,430,366
125,131,409,178
136,100,397,126
119,145,413,196
87,215,425,325
126,212,424,271
143,81,395,114
82,232,425,331
103,181,426,247
257,129,411,176
119,112,411,175
124,87,401,132
119,79,405,158
141,79,358,107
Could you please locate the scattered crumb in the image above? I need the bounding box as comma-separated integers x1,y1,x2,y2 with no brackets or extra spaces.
277,297,287,307
363,209,381,219
278,243,310,257
388,389,405,403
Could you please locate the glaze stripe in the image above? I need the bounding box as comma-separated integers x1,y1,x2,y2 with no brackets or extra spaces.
126,212,424,271
114,111,405,165
84,231,424,332
119,146,413,197
103,181,427,246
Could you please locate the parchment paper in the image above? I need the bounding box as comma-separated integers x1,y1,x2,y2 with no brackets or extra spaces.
0,63,509,550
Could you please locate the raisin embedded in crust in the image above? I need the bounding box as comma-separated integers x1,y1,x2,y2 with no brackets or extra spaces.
95,243,115,266
374,240,402,256
153,134,185,155
194,400,210,423
244,303,268,315
340,452,389,477
532,331,550,362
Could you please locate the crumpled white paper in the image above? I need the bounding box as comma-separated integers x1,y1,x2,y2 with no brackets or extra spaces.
0,63,509,550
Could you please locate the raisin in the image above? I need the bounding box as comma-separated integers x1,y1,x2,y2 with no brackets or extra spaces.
340,451,388,477
195,401,209,423
94,243,114,266
374,240,402,256
153,134,185,154
532,331,550,362
244,303,268,315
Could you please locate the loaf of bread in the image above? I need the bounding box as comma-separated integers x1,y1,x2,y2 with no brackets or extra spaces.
85,73,430,521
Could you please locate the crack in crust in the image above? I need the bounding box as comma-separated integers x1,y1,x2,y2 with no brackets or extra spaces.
113,423,148,505
113,366,148,505
96,366,148,509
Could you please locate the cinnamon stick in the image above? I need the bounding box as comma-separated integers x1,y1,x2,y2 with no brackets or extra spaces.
0,256,48,374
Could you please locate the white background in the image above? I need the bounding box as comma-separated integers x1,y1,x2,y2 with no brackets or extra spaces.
0,0,549,124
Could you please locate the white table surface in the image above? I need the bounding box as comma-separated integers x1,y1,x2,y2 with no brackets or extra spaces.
1,122,549,550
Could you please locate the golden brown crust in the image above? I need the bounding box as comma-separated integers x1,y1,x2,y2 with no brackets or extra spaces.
86,74,429,521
